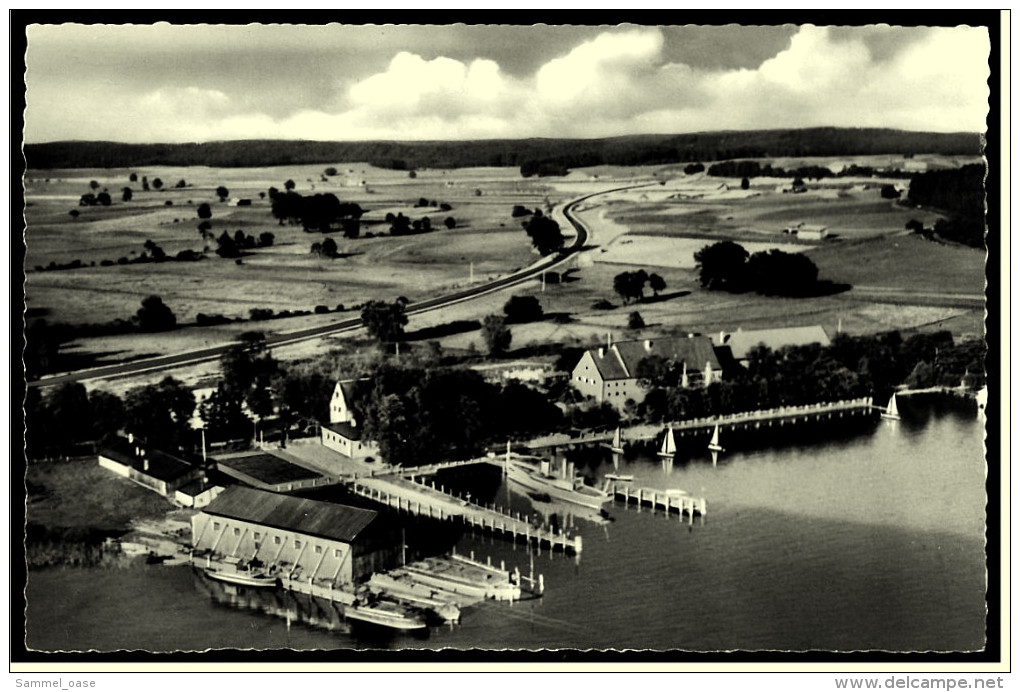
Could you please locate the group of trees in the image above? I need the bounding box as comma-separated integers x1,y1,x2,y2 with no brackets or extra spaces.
612,270,666,304
215,230,274,258
201,333,278,442
79,191,112,207
26,376,195,459
352,364,563,466
694,241,821,297
522,210,565,256
906,164,985,248
630,330,984,424
271,190,363,237
361,299,409,345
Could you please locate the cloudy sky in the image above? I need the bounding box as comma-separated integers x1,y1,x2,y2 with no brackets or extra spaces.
24,23,990,143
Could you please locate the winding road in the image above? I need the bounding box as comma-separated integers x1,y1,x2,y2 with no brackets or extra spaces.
28,184,643,388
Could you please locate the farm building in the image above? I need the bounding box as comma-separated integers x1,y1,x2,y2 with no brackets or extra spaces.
713,326,832,367
571,336,722,409
321,380,380,460
174,479,224,508
191,485,399,585
98,438,205,497
783,222,829,240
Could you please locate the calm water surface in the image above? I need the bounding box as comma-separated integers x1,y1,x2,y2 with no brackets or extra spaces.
26,398,987,652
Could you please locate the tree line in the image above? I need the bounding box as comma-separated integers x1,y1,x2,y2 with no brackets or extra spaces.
906,164,986,248
25,129,981,171
632,330,985,424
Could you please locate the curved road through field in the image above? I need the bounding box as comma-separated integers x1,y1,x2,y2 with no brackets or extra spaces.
29,184,647,388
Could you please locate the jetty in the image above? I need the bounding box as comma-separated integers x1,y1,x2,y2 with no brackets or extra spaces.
609,483,706,523
348,473,583,554
525,397,875,451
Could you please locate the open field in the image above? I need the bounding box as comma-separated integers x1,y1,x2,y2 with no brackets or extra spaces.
24,158,986,384
24,164,559,326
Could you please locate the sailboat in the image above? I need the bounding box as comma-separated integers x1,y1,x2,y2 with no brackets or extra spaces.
657,427,677,458
707,424,724,453
881,394,900,420
609,427,624,454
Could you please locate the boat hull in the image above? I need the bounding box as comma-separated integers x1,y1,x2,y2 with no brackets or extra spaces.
345,605,427,631
204,568,280,589
507,461,611,510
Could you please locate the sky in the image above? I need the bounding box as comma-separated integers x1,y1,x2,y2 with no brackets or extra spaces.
23,23,991,143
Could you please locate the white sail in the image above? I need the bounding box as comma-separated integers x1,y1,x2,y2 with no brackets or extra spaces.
612,427,623,451
658,428,676,457
888,395,899,417
707,424,724,452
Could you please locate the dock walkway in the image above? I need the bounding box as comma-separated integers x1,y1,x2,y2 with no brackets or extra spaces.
525,397,875,450
349,474,582,554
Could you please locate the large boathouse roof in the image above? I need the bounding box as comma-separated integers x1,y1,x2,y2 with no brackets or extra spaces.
202,485,378,544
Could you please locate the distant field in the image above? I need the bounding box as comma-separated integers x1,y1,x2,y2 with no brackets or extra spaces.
24,163,554,326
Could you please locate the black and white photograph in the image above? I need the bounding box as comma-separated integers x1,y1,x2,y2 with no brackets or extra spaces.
13,13,1001,668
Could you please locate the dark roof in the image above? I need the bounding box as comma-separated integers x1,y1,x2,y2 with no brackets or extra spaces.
176,479,216,497
215,452,321,484
202,485,379,544
323,420,363,441
99,443,198,483
582,336,721,382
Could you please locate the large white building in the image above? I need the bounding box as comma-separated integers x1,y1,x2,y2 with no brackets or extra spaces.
571,336,723,409
191,485,399,586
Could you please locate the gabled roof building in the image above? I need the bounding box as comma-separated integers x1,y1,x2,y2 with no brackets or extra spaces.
321,379,380,460
571,336,722,409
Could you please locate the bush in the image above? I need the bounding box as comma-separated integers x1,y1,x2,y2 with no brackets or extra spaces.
314,305,330,314
100,259,114,267
591,298,614,310
250,308,274,321
628,311,646,329
335,304,345,312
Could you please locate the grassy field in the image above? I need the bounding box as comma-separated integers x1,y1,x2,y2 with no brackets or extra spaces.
26,459,175,533
24,163,555,326
24,158,986,379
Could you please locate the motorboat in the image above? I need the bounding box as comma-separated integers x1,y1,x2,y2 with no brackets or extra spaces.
506,457,611,510
204,566,281,589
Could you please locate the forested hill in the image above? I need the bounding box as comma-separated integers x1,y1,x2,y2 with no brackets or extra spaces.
24,128,982,171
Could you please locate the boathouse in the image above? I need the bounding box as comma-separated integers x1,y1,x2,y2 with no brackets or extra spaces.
192,486,399,585
571,335,722,409
98,438,205,497
713,326,831,368
321,380,380,460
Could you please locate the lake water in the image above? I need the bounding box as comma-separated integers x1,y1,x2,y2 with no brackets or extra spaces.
24,396,988,653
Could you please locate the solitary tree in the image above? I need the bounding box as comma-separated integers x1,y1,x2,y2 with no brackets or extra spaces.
197,203,212,219
443,216,456,229
481,314,512,356
523,214,565,256
361,300,408,344
693,241,749,290
284,179,296,191
136,295,177,332
129,172,138,183
121,187,133,202
741,177,750,190
628,311,646,329
324,167,338,177
648,272,666,296
96,192,112,206
89,180,100,191
216,186,230,202
321,237,338,258
503,295,543,323
152,178,163,190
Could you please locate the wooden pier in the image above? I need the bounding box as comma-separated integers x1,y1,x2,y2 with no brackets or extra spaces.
525,397,875,451
610,484,706,523
348,475,582,555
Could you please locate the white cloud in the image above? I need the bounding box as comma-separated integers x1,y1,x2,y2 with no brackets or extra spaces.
26,25,991,143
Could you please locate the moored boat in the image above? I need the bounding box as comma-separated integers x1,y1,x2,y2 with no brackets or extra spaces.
345,598,428,632
658,428,677,458
707,424,724,453
881,394,901,420
204,567,281,589
402,557,522,602
506,457,611,510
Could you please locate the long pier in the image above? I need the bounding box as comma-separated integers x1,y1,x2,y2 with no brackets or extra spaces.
348,475,582,555
525,397,875,451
